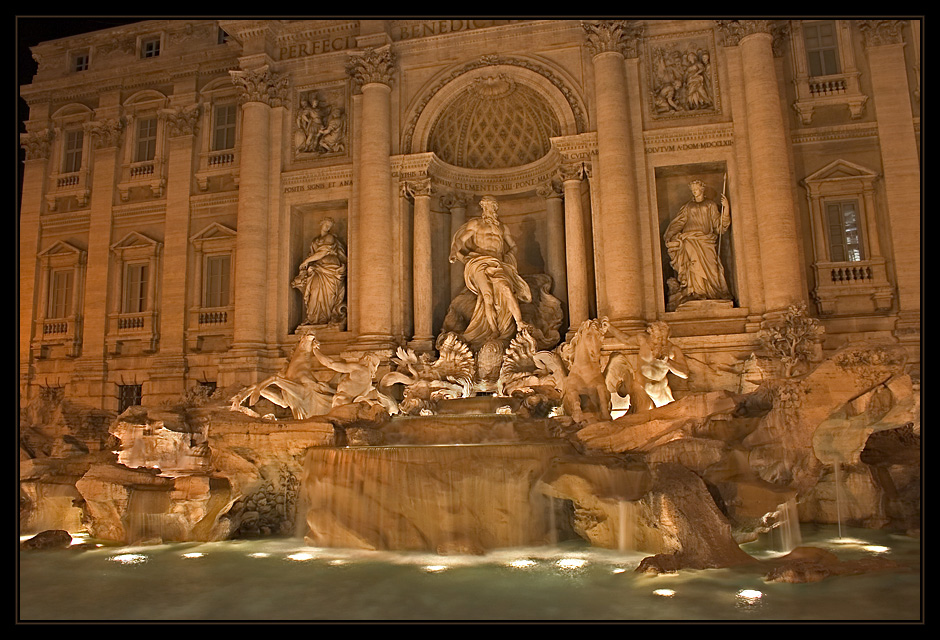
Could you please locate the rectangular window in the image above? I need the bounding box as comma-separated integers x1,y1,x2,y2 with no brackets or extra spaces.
212,104,237,151
48,269,73,319
141,37,161,58
63,129,84,173
72,52,89,72
217,27,230,44
203,254,231,308
136,117,157,162
122,263,149,313
826,200,864,262
118,384,143,412
804,21,841,77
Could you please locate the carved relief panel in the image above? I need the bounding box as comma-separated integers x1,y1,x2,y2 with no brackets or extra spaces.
293,85,348,159
645,31,720,120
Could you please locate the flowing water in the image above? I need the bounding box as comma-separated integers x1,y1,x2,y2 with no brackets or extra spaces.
19,524,920,622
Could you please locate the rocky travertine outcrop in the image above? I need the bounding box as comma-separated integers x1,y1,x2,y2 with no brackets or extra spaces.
762,546,903,583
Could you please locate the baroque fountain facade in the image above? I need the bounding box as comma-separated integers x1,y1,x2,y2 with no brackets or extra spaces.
20,20,919,585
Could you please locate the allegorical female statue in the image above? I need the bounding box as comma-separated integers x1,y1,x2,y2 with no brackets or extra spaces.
663,179,732,311
292,217,347,327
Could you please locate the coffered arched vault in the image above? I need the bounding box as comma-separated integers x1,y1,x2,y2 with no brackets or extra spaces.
404,58,586,161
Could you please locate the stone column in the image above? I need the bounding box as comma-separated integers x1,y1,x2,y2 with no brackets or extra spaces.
71,117,124,409
148,104,200,404
405,178,434,350
18,129,53,403
719,20,804,318
560,162,591,329
537,179,568,312
582,20,645,329
227,67,287,355
441,191,470,301
346,46,397,350
858,20,921,349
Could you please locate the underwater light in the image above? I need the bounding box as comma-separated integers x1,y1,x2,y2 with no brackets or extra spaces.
249,552,270,558
736,589,763,603
109,553,148,565
611,567,627,574
507,559,537,568
423,564,448,572
287,552,316,561
556,558,588,569
181,552,204,558
328,559,347,566
863,545,890,553
653,588,676,597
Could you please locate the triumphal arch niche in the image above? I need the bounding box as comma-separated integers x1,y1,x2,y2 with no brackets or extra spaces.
397,58,596,358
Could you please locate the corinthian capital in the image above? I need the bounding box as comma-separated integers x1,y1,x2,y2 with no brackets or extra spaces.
230,66,290,107
346,46,396,91
20,129,54,160
440,191,471,211
717,20,789,56
164,104,201,137
857,20,906,48
402,178,433,199
582,20,643,59
84,118,125,149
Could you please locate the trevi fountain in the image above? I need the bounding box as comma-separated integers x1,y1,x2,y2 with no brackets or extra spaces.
19,193,920,622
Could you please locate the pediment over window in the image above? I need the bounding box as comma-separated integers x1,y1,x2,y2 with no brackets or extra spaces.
110,231,161,252
38,240,86,259
123,89,169,109
190,222,236,243
803,159,879,184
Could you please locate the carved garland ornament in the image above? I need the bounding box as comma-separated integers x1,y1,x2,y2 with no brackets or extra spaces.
403,55,587,153
230,66,290,107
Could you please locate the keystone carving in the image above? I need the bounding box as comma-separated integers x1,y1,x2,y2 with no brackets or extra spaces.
345,46,396,91
582,20,644,59
230,66,290,107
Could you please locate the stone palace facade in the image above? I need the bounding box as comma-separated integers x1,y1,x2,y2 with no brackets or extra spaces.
19,19,921,413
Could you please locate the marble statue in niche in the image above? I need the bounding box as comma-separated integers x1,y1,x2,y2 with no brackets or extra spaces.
650,43,715,115
664,179,732,311
292,217,347,327
447,195,532,350
296,92,346,155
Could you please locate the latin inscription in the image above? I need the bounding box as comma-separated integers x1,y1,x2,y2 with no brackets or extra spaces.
284,179,353,193
394,20,524,41
278,36,357,61
645,139,733,154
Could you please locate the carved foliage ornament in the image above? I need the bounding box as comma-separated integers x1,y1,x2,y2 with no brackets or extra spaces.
165,105,201,137
345,46,396,90
84,118,125,149
20,129,54,160
230,66,290,107
857,20,906,48
582,20,644,59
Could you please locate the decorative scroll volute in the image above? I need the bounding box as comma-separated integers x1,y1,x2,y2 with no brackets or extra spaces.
230,66,290,107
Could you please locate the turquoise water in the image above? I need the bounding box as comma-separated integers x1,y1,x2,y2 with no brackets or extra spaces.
18,524,921,622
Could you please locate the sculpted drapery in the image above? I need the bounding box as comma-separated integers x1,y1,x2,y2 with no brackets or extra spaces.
449,196,532,349
292,217,347,327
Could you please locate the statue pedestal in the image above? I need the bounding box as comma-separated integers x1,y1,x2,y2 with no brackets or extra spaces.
675,299,734,313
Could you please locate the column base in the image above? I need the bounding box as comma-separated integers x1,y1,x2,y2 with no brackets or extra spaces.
407,336,436,353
